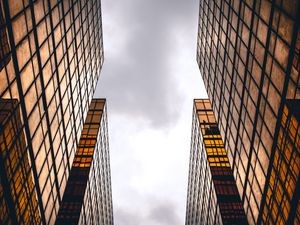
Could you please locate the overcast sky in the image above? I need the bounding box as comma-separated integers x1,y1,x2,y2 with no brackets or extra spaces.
95,0,207,224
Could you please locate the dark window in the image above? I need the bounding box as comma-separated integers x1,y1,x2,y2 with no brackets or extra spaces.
205,125,220,135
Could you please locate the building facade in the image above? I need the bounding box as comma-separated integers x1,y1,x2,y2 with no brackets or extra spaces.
196,0,299,224
0,99,41,225
55,99,113,225
260,99,300,224
186,99,247,225
0,0,112,224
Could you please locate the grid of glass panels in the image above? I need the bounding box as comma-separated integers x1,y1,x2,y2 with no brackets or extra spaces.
56,99,113,225
197,0,300,224
0,1,10,70
0,0,103,224
261,100,300,225
0,99,40,225
186,100,216,225
185,99,247,225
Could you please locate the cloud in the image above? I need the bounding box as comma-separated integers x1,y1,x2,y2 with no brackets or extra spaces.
148,201,181,225
114,198,181,225
94,0,205,225
96,0,200,128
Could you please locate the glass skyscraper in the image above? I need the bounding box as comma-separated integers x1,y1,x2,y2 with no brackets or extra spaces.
0,0,113,224
186,99,247,225
55,99,113,225
196,0,299,224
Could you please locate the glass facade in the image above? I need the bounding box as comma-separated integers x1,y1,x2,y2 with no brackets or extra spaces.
0,2,10,70
185,99,247,225
56,99,113,225
261,100,300,225
0,0,107,224
0,99,40,225
197,0,300,224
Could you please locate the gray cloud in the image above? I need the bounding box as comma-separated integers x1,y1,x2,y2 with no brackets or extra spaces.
114,199,181,225
96,0,199,128
95,0,202,224
148,201,181,225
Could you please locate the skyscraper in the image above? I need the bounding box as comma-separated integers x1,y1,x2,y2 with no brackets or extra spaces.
186,99,247,225
55,99,113,225
196,0,299,224
0,0,112,224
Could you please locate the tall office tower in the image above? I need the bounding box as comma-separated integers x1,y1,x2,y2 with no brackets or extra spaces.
197,0,299,224
55,99,113,225
185,99,247,225
0,0,107,224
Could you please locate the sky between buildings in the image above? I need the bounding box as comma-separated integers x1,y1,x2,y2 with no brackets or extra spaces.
95,0,207,224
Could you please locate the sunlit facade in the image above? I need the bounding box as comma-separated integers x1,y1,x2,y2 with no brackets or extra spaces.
56,99,113,225
196,0,300,224
0,0,105,224
185,99,247,225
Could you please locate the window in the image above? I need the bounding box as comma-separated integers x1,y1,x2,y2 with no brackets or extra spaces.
0,2,10,71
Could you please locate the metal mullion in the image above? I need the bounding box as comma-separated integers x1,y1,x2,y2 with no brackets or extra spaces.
9,4,31,22
97,0,104,67
45,0,70,174
2,0,47,224
0,73,16,99
86,169,95,225
92,1,101,76
202,2,210,97
100,128,110,223
0,126,20,224
85,0,94,99
221,0,247,161
257,1,300,223
215,0,231,128
59,0,79,156
229,0,259,187
17,156,37,224
78,0,91,120
14,29,34,51
199,161,209,223
286,134,300,224
186,107,196,225
242,1,274,205
205,170,214,224
208,0,218,104
28,0,62,207
267,115,294,223
94,149,103,223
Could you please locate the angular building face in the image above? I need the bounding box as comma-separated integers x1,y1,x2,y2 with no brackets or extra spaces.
197,0,299,224
0,0,109,224
56,99,113,225
186,99,247,225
